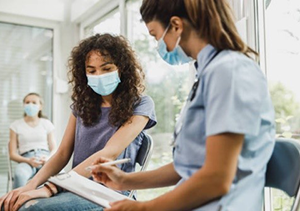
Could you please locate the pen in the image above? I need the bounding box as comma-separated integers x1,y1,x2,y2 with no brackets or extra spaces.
85,158,131,171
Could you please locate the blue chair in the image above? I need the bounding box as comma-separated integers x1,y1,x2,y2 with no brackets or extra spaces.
265,138,300,211
128,133,154,198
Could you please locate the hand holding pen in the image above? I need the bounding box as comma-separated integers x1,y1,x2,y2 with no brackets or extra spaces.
86,158,131,171
89,157,131,191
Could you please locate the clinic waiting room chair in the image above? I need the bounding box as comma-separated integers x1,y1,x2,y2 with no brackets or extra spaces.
129,133,154,198
7,146,14,192
264,138,300,211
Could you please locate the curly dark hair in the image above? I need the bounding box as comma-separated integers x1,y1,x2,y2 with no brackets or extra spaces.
68,34,145,127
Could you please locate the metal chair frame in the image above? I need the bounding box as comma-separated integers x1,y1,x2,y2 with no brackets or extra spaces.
128,133,154,198
7,146,14,192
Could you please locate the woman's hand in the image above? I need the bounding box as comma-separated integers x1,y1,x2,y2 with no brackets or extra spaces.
91,157,129,190
28,157,43,168
0,184,35,211
11,187,52,211
39,156,48,165
104,200,148,211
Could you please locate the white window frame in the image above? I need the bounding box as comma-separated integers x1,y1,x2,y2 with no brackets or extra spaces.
78,0,126,39
254,0,267,75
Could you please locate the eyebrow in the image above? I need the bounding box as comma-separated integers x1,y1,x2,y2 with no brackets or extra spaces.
86,62,113,69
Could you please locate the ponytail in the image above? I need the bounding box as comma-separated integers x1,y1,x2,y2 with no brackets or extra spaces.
184,0,257,57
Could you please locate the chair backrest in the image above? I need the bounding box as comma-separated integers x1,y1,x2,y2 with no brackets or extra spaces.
265,138,300,211
135,133,154,171
128,133,153,198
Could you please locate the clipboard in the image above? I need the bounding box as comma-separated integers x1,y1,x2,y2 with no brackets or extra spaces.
48,170,132,208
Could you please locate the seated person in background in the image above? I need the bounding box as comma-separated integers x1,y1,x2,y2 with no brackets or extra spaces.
0,33,156,211
9,92,56,189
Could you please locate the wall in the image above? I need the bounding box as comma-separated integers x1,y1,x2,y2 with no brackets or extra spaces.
0,0,64,21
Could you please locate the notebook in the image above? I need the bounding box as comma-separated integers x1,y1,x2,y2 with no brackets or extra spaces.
48,170,131,208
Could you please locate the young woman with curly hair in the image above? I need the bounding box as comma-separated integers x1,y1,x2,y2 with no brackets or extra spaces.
1,33,157,211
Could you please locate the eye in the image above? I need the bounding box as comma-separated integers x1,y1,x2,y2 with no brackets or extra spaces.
87,70,96,74
103,68,111,71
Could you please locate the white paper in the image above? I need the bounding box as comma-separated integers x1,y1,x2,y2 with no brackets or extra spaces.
48,170,131,208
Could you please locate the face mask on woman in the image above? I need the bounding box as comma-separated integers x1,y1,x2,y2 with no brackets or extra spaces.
87,70,121,96
157,25,192,65
24,103,40,117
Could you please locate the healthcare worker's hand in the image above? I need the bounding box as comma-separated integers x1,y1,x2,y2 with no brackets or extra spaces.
11,187,52,211
0,183,35,211
28,157,43,168
91,157,129,190
104,200,148,211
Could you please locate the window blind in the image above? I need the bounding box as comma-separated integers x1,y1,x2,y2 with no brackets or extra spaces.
0,22,53,195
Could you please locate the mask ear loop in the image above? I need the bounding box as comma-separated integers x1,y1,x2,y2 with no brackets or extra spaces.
175,36,181,47
164,24,182,50
160,24,171,40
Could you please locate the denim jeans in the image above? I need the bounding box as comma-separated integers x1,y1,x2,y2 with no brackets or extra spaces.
18,190,131,211
18,192,104,211
13,149,50,189
19,189,131,211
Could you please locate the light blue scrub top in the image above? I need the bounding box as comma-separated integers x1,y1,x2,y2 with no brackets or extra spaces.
173,44,275,211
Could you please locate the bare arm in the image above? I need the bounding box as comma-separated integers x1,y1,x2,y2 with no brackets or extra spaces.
105,133,244,211
0,114,77,211
47,131,57,157
142,133,244,211
2,114,149,210
8,129,30,164
93,161,181,190
73,115,149,178
27,113,76,188
125,162,181,189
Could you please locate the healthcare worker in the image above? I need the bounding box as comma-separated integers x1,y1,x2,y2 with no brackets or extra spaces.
90,0,275,211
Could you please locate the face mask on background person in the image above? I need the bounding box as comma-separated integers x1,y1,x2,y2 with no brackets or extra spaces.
87,70,121,96
157,25,193,65
24,103,40,117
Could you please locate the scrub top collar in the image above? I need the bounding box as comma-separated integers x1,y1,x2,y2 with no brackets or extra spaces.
196,44,218,78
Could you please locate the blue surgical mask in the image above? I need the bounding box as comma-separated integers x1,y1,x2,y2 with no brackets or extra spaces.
24,103,40,117
157,25,193,65
87,70,121,96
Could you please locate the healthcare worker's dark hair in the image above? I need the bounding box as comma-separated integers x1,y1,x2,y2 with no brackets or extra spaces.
23,93,45,118
140,0,258,58
68,33,145,127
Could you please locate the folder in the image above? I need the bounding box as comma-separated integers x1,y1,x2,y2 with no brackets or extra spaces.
48,170,132,208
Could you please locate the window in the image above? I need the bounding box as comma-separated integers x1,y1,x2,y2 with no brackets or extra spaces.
266,0,300,140
84,9,121,37
0,22,53,195
265,0,300,209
